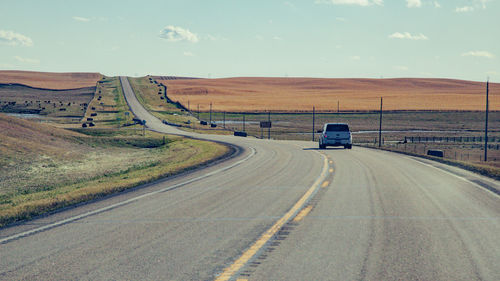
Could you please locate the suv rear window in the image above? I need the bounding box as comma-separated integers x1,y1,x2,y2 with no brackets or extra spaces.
326,124,349,132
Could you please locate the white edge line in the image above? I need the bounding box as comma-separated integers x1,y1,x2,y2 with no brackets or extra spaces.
406,156,500,199
0,147,256,245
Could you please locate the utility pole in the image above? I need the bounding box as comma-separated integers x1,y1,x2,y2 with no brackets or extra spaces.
268,111,271,139
337,101,340,113
243,113,246,132
312,106,315,142
379,97,383,147
209,102,212,124
484,79,489,161
197,104,200,120
188,100,190,113
223,111,226,128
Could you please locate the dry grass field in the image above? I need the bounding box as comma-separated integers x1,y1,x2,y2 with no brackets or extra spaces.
0,113,229,226
0,83,94,118
0,70,102,89
157,77,500,112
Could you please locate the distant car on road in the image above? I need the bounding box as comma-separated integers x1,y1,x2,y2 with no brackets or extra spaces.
319,123,352,149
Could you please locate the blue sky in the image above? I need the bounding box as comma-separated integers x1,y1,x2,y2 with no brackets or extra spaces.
0,0,498,81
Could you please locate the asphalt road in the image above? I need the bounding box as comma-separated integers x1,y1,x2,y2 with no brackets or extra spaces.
1,77,499,280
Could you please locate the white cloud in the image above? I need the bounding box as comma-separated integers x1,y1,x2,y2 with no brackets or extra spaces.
315,0,383,7
255,35,264,40
0,30,33,46
455,6,474,12
73,16,90,22
350,55,361,60
183,51,194,57
389,32,428,40
461,51,494,58
14,56,39,64
406,0,421,8
273,36,283,40
159,25,199,43
336,17,346,21
434,1,441,8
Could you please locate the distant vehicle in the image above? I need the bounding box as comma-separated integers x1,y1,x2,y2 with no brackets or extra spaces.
318,123,352,149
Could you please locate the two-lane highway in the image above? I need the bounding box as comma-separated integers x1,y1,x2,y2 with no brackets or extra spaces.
1,77,498,280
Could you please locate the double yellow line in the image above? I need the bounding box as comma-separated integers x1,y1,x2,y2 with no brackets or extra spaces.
215,155,329,281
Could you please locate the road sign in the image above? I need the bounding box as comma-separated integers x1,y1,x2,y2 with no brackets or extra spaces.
260,121,272,128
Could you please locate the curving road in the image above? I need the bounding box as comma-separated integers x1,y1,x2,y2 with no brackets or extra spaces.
0,77,499,280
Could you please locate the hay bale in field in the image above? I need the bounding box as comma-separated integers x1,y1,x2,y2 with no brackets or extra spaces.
82,123,87,128
88,122,95,127
87,117,93,121
90,113,97,117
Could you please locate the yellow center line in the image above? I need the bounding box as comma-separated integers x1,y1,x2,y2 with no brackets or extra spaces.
329,168,334,173
329,160,333,164
236,279,248,281
321,181,329,188
215,155,329,281
293,205,313,222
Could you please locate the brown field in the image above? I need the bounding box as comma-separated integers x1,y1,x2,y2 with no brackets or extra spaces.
157,77,500,112
0,70,102,89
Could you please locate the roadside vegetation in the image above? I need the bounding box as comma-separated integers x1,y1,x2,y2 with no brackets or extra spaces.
128,76,232,135
0,114,230,227
81,76,135,128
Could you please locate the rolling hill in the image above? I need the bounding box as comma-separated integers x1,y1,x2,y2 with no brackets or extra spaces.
0,70,101,89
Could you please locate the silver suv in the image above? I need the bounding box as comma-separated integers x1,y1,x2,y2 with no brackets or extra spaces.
318,123,352,149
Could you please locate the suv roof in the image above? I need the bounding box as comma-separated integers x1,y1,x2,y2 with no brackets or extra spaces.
324,123,350,132
324,123,348,126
